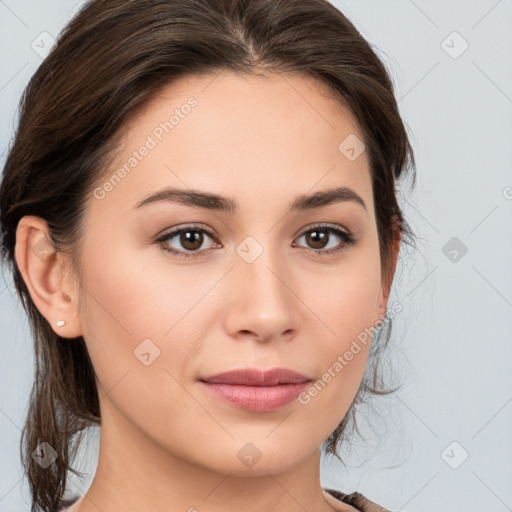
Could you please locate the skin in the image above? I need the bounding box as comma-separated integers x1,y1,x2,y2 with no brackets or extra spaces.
15,70,400,512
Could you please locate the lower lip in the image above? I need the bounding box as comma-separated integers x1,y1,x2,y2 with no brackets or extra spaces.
199,381,311,412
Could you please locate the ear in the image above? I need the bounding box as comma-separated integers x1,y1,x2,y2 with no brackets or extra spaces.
377,223,402,318
14,216,83,338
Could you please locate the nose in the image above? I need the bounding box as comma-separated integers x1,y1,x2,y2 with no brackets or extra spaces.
223,247,302,344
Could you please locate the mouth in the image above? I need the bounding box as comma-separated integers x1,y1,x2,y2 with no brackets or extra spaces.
199,367,312,386
198,367,313,412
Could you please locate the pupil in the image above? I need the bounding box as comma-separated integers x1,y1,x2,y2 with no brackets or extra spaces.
308,229,327,249
182,230,202,250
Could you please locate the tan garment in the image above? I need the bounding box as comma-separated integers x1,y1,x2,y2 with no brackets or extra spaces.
324,488,392,512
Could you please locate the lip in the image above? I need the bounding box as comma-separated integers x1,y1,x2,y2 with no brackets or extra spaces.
199,367,311,386
198,367,312,412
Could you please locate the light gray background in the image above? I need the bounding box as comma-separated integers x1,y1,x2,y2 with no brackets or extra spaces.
1,1,511,511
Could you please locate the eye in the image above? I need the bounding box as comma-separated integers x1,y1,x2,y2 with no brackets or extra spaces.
156,223,219,259
293,223,357,257
155,222,358,259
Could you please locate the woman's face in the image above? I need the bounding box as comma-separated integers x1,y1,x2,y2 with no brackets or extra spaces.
70,71,395,475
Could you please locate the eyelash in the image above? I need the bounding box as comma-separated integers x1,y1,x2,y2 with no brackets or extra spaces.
155,222,358,259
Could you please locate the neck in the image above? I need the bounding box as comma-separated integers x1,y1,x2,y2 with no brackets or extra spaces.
72,399,343,512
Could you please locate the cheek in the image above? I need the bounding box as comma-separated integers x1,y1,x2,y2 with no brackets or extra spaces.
306,253,382,346
77,247,164,386
298,251,381,413
77,243,219,393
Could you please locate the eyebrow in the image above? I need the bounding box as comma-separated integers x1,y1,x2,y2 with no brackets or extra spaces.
132,185,367,213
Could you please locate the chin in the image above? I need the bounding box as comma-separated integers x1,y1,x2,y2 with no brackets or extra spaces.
195,439,311,477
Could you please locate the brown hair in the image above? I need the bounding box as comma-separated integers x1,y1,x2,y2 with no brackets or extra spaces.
0,0,416,510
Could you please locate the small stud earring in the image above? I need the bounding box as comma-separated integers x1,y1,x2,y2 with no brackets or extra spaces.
56,320,66,327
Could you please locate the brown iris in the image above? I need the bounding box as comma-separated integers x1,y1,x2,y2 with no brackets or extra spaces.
179,229,204,251
305,228,329,250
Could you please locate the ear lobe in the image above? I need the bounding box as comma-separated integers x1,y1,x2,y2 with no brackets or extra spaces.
14,216,83,338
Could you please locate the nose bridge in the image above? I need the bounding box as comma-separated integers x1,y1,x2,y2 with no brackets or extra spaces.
230,234,299,339
248,250,288,303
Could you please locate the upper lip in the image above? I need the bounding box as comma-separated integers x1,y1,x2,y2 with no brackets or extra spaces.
199,367,312,386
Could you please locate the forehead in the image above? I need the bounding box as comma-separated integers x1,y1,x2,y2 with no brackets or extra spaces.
129,70,364,150
88,70,372,215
